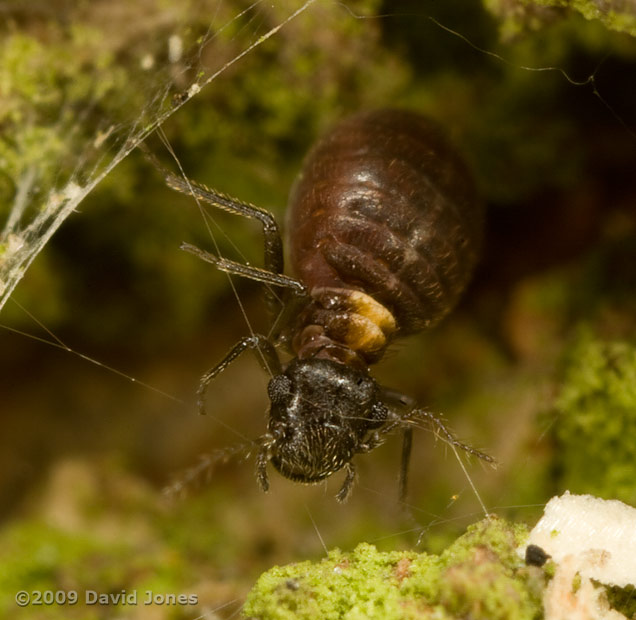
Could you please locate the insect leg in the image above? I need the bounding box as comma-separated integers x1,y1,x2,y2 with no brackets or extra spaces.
378,388,495,499
376,404,495,465
197,334,281,415
165,172,284,276
335,462,356,503
356,411,414,502
159,162,288,319
143,145,284,279
398,426,413,503
180,242,306,294
255,435,275,493
408,409,495,465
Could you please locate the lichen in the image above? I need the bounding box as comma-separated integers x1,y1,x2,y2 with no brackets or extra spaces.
243,517,543,620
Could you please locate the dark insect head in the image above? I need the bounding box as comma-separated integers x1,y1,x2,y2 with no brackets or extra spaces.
259,358,389,493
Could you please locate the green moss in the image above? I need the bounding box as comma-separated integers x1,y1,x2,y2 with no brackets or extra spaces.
0,26,130,207
244,517,543,620
485,0,636,38
606,584,636,618
528,0,636,37
0,522,176,619
552,333,636,504
0,460,205,619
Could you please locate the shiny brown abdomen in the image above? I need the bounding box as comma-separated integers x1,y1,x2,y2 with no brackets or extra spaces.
286,109,483,337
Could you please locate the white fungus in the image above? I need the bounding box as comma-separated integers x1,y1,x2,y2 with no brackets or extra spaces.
525,491,636,588
523,492,636,620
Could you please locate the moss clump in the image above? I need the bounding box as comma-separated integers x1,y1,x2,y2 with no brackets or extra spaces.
244,517,544,620
485,0,636,38
531,0,636,37
0,25,131,214
553,334,636,505
606,584,636,619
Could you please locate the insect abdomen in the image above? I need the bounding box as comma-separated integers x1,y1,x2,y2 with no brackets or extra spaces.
286,109,482,362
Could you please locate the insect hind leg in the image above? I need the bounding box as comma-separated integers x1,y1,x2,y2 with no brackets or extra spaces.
180,242,306,295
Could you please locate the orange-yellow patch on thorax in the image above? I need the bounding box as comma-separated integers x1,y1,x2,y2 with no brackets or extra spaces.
342,291,396,355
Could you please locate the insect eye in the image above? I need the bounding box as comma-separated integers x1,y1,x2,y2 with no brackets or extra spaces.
267,374,292,406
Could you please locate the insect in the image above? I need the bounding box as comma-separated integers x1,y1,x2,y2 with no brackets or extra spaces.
164,109,492,502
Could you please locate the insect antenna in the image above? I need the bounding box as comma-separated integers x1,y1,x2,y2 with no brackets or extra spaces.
408,409,496,466
403,410,496,515
163,439,258,501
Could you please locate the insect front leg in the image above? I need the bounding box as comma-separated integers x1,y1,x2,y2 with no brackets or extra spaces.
197,334,281,415
164,439,257,500
255,435,275,493
398,426,413,503
335,462,356,503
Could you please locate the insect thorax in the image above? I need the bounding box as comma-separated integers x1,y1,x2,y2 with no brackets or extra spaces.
288,287,397,368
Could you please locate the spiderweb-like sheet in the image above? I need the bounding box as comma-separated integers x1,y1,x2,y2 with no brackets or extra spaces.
0,0,317,312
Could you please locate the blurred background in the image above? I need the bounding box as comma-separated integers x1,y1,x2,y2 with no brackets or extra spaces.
1,0,635,617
